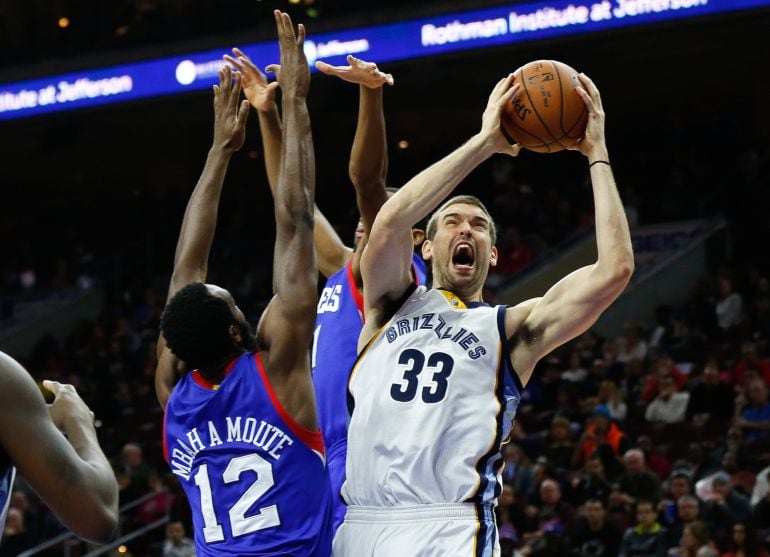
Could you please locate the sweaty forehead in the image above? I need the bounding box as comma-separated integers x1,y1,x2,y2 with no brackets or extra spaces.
439,203,490,222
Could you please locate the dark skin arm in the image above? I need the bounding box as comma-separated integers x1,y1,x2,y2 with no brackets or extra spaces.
317,55,394,287
254,11,319,430
154,67,250,409
0,352,118,542
226,49,351,278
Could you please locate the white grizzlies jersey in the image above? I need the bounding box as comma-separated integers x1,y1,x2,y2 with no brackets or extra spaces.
343,285,523,507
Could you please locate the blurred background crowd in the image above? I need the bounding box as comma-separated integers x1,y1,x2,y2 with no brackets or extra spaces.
1,0,769,556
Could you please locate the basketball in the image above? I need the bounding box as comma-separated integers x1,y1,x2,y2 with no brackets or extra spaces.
500,60,588,153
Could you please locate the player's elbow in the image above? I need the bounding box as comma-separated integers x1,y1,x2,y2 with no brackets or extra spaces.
71,503,119,543
349,161,385,190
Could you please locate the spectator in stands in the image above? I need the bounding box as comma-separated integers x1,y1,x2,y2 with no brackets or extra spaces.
618,322,648,364
563,350,589,383
659,470,696,527
670,521,713,557
117,442,153,503
500,443,534,500
750,465,770,505
572,405,632,469
663,495,703,549
9,489,40,540
721,522,769,557
637,435,672,481
570,453,613,507
700,472,752,545
162,521,195,557
645,374,690,424
571,498,623,557
0,508,33,556
715,276,744,337
642,354,689,403
752,470,770,534
597,380,628,422
543,416,576,471
734,379,770,441
618,499,667,557
489,226,534,276
525,479,576,536
619,449,663,503
686,360,735,425
733,341,770,387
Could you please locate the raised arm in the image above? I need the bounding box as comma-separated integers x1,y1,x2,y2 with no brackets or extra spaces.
317,55,394,286
227,49,351,277
155,68,249,408
0,352,118,542
359,76,521,341
256,13,317,415
507,74,634,386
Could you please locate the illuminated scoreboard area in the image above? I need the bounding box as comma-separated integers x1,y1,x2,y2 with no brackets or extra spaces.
1,0,768,121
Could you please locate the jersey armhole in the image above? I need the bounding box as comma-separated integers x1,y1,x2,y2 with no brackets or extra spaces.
252,353,326,458
496,305,525,393
345,259,365,322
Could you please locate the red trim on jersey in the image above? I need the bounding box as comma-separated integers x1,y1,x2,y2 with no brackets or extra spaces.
253,353,326,456
162,406,169,463
345,259,365,323
190,356,239,390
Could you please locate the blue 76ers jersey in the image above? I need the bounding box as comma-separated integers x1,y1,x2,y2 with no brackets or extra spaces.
312,254,426,528
164,353,332,556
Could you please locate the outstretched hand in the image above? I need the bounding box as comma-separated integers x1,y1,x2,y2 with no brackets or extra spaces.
315,55,394,88
212,65,250,152
570,73,607,159
224,48,279,113
268,10,309,99
480,74,522,157
43,380,95,430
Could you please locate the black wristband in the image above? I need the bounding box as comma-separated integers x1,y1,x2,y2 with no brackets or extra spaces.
589,160,611,168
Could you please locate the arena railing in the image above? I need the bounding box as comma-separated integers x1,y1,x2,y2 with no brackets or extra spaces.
18,490,172,557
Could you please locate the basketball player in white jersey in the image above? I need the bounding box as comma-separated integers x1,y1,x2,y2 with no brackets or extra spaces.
334,73,634,556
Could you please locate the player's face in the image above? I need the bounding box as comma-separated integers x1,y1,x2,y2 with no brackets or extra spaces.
206,284,257,352
423,203,496,299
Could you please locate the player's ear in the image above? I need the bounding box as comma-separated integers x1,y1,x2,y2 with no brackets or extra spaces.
421,239,433,261
228,323,242,343
412,229,426,246
489,246,498,267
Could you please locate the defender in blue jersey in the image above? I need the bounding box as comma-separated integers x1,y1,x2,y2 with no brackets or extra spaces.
0,352,118,542
156,12,332,556
229,49,427,531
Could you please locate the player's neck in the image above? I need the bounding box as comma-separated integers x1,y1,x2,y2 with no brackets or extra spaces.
433,284,484,305
198,350,245,383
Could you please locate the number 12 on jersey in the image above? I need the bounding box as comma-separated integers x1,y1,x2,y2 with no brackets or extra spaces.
193,453,281,543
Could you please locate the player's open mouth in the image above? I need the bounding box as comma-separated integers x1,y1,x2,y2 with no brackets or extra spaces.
451,242,475,270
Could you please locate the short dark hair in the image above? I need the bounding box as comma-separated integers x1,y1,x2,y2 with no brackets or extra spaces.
425,195,497,244
161,282,238,369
